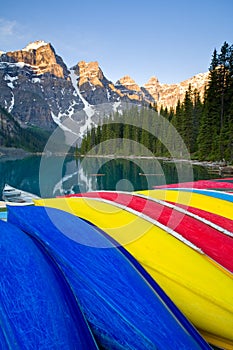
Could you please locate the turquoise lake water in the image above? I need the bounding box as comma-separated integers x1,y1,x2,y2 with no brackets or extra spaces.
0,155,219,199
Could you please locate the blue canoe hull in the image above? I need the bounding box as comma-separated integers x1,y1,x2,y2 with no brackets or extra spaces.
0,219,97,349
7,205,211,350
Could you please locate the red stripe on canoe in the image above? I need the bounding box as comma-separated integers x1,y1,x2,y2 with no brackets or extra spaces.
65,192,233,273
166,201,233,234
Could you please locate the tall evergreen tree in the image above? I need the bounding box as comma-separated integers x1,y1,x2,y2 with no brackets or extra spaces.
192,90,203,153
182,85,194,153
198,48,222,159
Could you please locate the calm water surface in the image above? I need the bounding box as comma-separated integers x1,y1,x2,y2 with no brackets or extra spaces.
0,155,219,199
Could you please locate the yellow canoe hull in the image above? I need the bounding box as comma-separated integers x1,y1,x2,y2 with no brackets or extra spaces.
35,197,233,349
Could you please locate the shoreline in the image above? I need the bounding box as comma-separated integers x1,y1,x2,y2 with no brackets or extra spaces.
77,154,226,170
0,147,230,171
0,147,74,161
0,147,31,161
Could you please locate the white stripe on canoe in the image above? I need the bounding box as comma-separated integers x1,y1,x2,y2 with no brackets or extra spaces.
136,193,233,238
79,190,233,238
159,187,233,198
74,195,204,254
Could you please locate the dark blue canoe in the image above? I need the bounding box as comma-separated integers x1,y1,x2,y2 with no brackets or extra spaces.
8,205,211,350
0,219,98,350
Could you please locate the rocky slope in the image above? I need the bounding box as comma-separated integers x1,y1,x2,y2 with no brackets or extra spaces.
0,40,210,144
0,105,50,152
115,75,154,103
72,60,121,105
144,72,210,110
0,41,84,132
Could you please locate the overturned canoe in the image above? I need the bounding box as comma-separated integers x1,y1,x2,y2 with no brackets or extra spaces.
64,190,233,236
34,197,233,349
7,205,210,350
65,191,233,273
138,189,233,220
154,178,233,190
0,219,97,349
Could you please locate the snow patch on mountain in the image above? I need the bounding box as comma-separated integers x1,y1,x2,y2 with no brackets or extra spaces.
23,40,48,51
113,101,121,112
51,112,77,136
8,92,15,113
0,61,38,72
32,77,41,83
4,74,18,89
70,68,96,135
70,69,95,117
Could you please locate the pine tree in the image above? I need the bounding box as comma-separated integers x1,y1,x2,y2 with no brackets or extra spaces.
192,90,203,153
219,42,230,126
182,85,194,153
198,48,221,159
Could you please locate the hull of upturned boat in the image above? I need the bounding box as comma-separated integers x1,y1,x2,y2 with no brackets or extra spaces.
64,191,233,273
153,178,233,190
138,189,233,220
0,219,97,349
7,205,211,350
34,197,233,349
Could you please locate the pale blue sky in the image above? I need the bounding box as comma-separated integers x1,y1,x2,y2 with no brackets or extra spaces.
0,0,232,85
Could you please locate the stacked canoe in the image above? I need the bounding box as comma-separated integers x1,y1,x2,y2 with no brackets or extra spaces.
1,178,233,349
153,177,233,191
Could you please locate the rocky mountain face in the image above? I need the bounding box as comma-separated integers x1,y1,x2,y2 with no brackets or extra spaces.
70,61,154,106
0,41,84,132
72,61,121,105
0,40,210,144
115,76,154,103
144,73,210,110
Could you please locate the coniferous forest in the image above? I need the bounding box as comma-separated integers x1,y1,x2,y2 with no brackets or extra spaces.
0,106,51,152
80,42,233,163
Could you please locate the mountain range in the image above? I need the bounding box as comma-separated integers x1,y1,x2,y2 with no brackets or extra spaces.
0,40,210,149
